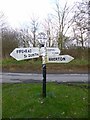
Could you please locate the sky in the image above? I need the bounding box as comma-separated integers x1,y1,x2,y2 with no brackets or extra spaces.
0,0,82,29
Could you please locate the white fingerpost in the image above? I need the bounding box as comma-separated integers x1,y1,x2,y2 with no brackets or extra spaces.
10,32,74,98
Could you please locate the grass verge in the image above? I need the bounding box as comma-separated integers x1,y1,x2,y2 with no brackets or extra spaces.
2,83,88,118
2,58,89,73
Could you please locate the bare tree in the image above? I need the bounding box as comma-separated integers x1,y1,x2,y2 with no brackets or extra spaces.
0,12,14,58
53,0,74,50
0,12,8,35
87,0,90,47
43,15,55,47
16,16,39,48
0,12,6,42
72,0,88,48
0,12,4,59
17,28,33,48
2,28,18,58
30,16,39,47
0,12,6,30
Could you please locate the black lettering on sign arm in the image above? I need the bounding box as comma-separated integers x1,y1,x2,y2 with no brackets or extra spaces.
49,58,51,61
63,57,65,61
24,54,27,58
16,50,19,53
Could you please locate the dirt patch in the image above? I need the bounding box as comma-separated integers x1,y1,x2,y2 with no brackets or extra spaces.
2,64,89,74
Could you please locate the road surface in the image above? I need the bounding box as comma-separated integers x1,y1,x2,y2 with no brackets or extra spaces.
0,72,89,83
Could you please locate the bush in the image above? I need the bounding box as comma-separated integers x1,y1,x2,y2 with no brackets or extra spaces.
2,29,18,58
61,48,89,60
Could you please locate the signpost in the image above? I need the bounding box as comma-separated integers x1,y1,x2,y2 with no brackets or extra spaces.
10,47,39,61
47,55,74,63
37,32,47,45
10,32,74,98
40,47,60,56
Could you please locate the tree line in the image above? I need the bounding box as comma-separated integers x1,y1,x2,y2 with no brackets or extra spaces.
0,0,89,58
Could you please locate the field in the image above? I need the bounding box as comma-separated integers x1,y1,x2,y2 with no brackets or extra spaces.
2,83,88,118
0,84,2,120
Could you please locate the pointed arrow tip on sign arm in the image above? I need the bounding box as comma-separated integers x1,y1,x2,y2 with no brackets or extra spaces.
10,52,13,59
46,55,74,63
71,56,74,60
67,55,74,63
10,52,20,61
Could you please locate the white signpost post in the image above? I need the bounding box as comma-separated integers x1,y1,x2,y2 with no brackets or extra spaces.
10,32,74,98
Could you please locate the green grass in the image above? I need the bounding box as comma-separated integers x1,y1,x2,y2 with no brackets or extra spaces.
70,58,89,65
2,58,42,66
0,84,2,119
2,57,89,66
1,57,89,73
2,83,88,118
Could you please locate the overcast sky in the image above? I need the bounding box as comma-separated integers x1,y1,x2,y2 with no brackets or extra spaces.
0,0,82,28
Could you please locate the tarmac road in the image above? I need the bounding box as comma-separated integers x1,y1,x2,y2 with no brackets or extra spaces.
0,72,89,83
